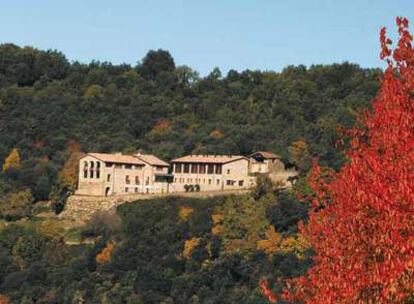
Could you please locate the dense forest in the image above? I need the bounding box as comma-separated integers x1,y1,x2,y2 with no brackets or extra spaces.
0,43,380,205
0,43,382,303
0,192,312,303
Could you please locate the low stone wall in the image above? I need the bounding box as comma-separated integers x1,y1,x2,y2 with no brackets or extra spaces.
60,189,250,221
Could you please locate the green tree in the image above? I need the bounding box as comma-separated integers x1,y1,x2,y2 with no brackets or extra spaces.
0,189,33,221
139,49,175,79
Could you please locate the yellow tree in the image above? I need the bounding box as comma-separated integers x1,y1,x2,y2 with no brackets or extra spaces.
58,140,82,191
2,148,21,172
182,237,200,259
288,139,310,172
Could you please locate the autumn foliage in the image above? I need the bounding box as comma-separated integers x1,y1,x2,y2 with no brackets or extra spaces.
182,237,200,259
2,148,21,172
96,241,115,264
262,17,414,304
58,140,82,191
0,295,10,304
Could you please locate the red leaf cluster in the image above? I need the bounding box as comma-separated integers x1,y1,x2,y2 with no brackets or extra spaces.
260,279,278,303
264,17,414,304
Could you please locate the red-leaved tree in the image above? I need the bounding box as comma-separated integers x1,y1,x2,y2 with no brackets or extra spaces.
262,17,414,304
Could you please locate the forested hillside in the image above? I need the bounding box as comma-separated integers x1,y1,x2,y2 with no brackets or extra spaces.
0,192,311,303
0,43,380,206
0,44,384,303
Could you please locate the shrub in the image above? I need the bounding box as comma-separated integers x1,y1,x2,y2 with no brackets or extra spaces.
0,189,33,221
183,184,190,192
252,175,273,200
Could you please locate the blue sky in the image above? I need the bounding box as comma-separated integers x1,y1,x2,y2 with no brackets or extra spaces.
0,0,413,75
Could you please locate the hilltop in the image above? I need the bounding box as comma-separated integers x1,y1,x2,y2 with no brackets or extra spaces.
0,44,380,208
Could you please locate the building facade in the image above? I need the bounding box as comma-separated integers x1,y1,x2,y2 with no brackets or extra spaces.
169,155,255,193
249,151,298,187
76,153,170,196
76,151,297,196
249,151,284,174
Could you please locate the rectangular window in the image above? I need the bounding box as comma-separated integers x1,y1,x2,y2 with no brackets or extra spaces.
107,174,111,182
146,177,150,185
136,165,142,170
208,179,212,185
238,180,244,187
207,164,214,174
125,187,129,192
135,187,138,193
105,162,113,167
227,169,231,174
96,162,101,179
115,164,122,169
125,175,130,184
175,163,182,173
135,176,140,185
215,165,222,174
226,180,233,186
216,179,220,185
191,164,198,174
183,163,190,173
199,164,206,174
125,164,132,169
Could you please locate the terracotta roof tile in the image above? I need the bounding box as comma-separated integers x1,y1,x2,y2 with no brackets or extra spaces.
136,154,169,167
88,153,146,165
250,151,281,159
171,155,247,164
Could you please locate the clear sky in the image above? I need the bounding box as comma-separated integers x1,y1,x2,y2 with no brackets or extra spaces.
0,0,413,75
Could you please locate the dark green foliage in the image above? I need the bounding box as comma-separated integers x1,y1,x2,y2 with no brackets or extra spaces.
139,49,176,79
0,44,380,209
0,195,310,303
252,175,274,200
0,44,381,302
267,191,310,233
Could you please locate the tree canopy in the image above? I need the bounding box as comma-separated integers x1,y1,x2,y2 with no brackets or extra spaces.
262,17,414,304
0,44,380,206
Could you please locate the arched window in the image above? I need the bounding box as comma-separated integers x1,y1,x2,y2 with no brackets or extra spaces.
96,162,101,178
90,161,94,178
83,161,88,178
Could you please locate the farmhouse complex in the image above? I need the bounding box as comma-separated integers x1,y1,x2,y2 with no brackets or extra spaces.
77,151,297,196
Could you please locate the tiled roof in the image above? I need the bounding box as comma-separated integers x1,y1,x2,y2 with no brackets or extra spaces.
88,153,146,165
136,154,169,167
171,155,247,164
250,151,281,159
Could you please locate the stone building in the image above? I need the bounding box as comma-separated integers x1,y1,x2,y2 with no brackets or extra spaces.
249,151,284,173
76,150,297,197
169,155,255,192
76,153,170,196
249,151,298,187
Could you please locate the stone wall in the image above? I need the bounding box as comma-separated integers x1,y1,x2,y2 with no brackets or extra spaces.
60,189,250,221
